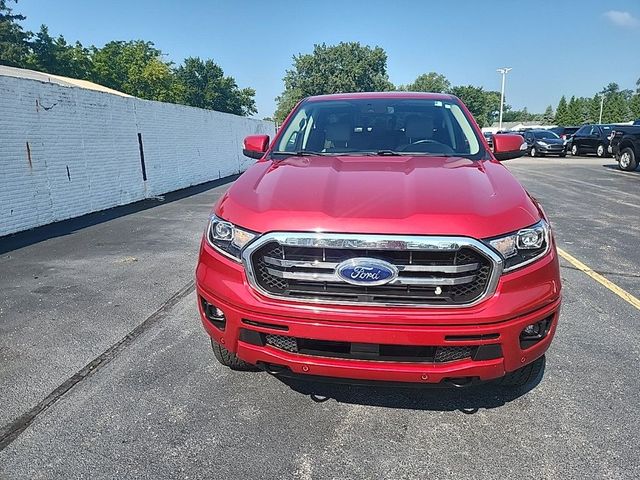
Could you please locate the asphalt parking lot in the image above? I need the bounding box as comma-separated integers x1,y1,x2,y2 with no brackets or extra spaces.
1,156,639,479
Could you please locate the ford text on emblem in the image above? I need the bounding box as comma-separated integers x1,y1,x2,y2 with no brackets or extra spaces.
336,258,398,286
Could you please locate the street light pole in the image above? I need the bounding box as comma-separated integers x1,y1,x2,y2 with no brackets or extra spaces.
598,96,604,124
496,67,512,130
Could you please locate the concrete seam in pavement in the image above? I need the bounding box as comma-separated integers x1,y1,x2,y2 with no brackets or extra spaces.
0,279,196,452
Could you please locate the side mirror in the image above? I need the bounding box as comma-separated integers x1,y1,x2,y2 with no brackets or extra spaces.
493,134,527,161
243,135,270,159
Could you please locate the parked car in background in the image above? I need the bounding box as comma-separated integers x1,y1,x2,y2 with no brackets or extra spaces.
522,130,566,157
483,131,494,149
549,126,579,143
634,119,640,126
610,125,640,171
570,124,614,157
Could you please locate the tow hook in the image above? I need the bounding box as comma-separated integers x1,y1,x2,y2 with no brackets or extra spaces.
444,377,475,388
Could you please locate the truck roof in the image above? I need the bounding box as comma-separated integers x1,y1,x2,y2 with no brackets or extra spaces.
305,91,456,102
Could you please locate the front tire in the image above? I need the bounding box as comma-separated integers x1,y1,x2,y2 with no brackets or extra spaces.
571,144,579,156
211,340,257,371
596,144,606,158
499,355,545,387
559,153,567,158
618,147,638,171
530,147,537,157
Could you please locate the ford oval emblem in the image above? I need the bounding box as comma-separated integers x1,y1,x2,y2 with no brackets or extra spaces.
336,258,398,286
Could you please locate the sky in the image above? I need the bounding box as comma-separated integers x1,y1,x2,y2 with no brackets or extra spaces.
15,0,640,118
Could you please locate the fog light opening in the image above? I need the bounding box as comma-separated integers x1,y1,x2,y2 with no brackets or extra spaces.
200,296,226,330
520,315,553,349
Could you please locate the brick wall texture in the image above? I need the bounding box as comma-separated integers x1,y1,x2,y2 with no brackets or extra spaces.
0,75,275,236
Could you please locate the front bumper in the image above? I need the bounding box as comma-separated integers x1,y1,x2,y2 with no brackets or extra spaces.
537,144,566,155
196,240,561,384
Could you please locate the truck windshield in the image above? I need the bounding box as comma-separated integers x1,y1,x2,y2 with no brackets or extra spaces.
273,98,484,158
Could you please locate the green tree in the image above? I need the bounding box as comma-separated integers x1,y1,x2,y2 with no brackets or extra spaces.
274,89,303,124
28,25,56,71
566,96,582,125
554,96,569,125
597,83,631,123
630,94,640,120
502,107,537,123
274,42,394,122
404,72,450,93
0,0,30,67
484,90,502,126
91,40,183,102
541,105,554,124
175,57,256,116
449,85,499,127
574,97,593,124
520,107,535,121
27,25,92,78
500,108,518,122
590,95,602,123
57,40,93,79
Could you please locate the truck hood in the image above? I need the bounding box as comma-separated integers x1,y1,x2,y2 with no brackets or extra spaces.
217,156,541,239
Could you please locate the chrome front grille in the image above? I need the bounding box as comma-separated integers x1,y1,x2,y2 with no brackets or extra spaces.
242,233,502,307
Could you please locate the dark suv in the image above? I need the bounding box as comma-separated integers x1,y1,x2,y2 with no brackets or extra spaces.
549,126,579,142
570,124,614,157
522,130,566,157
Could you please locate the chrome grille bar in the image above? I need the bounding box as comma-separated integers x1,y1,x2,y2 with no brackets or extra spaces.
264,268,336,282
263,256,479,273
263,257,336,269
265,267,476,286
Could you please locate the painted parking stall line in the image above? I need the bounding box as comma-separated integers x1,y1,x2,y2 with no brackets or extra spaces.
558,247,640,311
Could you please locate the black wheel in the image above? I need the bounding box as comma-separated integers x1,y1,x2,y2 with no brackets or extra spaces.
211,340,257,371
571,144,579,156
530,146,537,157
618,147,638,171
596,143,606,158
559,152,566,158
499,355,545,387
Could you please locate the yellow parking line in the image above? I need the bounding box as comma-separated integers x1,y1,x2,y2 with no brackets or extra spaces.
557,247,640,311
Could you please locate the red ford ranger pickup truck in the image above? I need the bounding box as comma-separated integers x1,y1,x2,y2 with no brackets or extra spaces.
196,92,561,388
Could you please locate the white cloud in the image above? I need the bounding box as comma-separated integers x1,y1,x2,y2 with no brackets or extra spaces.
603,10,640,28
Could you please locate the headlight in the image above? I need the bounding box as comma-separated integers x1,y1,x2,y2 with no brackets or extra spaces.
538,141,548,146
206,215,257,261
486,220,550,272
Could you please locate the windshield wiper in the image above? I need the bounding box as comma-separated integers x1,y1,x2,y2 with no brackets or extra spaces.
372,150,457,157
294,150,328,156
374,150,403,156
271,150,328,157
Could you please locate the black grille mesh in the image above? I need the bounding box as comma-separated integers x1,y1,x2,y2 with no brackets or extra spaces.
264,333,474,363
434,346,472,362
265,334,298,353
450,264,490,300
256,245,288,291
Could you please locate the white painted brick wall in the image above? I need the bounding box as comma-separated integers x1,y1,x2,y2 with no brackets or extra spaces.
0,75,275,237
